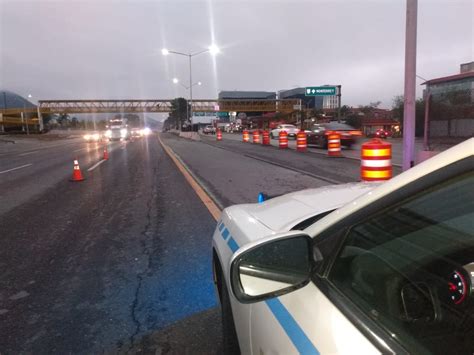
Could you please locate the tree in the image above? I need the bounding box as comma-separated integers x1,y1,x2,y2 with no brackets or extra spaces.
57,113,70,127
169,98,189,129
340,105,351,118
392,95,425,137
345,113,363,128
123,113,141,128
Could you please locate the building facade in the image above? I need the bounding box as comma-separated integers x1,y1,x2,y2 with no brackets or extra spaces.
423,62,474,142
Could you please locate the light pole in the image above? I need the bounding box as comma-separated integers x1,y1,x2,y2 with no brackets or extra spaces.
172,78,202,127
22,94,32,135
402,0,418,171
162,45,219,129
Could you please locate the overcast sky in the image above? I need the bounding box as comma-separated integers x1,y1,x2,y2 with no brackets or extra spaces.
1,0,472,110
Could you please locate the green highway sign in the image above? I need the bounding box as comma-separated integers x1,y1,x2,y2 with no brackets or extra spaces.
217,111,229,117
305,86,337,96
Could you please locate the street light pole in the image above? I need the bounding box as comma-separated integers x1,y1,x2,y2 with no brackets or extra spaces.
189,55,193,127
162,45,219,131
402,0,418,171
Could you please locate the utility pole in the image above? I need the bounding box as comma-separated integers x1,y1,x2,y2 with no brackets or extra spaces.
337,85,342,122
402,0,418,171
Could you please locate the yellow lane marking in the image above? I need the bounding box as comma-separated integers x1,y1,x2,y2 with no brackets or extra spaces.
158,135,221,222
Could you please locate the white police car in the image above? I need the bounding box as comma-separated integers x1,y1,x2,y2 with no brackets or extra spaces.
212,138,474,354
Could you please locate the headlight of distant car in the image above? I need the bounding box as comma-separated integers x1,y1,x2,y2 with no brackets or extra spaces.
92,133,100,141
120,128,128,137
142,127,151,136
84,134,90,140
105,130,112,138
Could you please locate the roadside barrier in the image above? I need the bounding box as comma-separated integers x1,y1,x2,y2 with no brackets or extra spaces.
242,129,250,143
216,128,222,141
296,130,307,152
103,145,109,160
70,159,85,182
262,130,270,145
361,138,392,181
327,132,342,157
252,130,261,144
279,130,288,149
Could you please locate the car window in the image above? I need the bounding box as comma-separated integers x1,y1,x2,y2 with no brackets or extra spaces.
328,171,474,354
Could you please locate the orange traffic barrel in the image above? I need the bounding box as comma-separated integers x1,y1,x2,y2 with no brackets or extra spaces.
327,132,342,157
216,128,222,141
262,130,270,145
70,159,85,182
242,129,250,143
103,145,109,160
361,138,392,181
296,130,307,152
252,130,261,144
279,130,288,149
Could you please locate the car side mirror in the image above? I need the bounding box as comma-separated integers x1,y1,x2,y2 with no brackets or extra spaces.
230,232,313,303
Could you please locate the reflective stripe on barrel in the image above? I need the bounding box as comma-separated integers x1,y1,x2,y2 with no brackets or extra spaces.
262,130,270,145
361,138,392,181
242,130,249,142
296,130,307,152
327,132,341,157
253,130,261,144
279,131,288,149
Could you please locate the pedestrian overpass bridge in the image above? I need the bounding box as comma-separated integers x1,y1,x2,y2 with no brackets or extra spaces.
0,98,300,131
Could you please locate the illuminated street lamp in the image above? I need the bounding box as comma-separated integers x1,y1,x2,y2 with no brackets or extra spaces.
162,45,219,128
172,79,203,123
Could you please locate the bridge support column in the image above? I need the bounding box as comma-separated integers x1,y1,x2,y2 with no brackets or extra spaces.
0,113,4,133
37,107,44,132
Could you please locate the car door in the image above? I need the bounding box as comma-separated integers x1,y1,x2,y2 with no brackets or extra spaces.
247,160,473,354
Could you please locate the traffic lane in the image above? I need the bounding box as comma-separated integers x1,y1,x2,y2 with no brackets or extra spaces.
221,132,424,166
199,134,382,184
0,138,104,170
0,137,219,353
0,141,123,215
0,137,84,158
160,133,330,208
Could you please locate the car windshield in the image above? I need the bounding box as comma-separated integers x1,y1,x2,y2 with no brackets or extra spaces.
282,125,296,128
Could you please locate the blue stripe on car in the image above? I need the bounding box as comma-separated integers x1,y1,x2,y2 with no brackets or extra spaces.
220,222,319,354
218,222,225,232
265,298,319,355
221,228,230,241
227,237,239,253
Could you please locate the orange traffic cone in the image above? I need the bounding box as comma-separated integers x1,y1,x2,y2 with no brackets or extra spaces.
103,146,109,160
70,159,85,182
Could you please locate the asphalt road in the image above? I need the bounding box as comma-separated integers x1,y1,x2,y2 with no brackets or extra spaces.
0,131,381,354
0,136,220,353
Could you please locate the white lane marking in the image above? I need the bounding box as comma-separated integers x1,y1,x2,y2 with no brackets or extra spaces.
87,159,106,172
73,147,89,153
0,163,33,174
18,151,39,156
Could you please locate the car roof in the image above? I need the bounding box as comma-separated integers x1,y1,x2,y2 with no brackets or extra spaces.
305,138,474,237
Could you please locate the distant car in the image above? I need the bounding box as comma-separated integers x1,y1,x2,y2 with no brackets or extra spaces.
212,138,474,354
306,122,362,148
130,128,142,139
374,129,389,138
270,124,299,139
203,125,216,134
83,131,102,143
